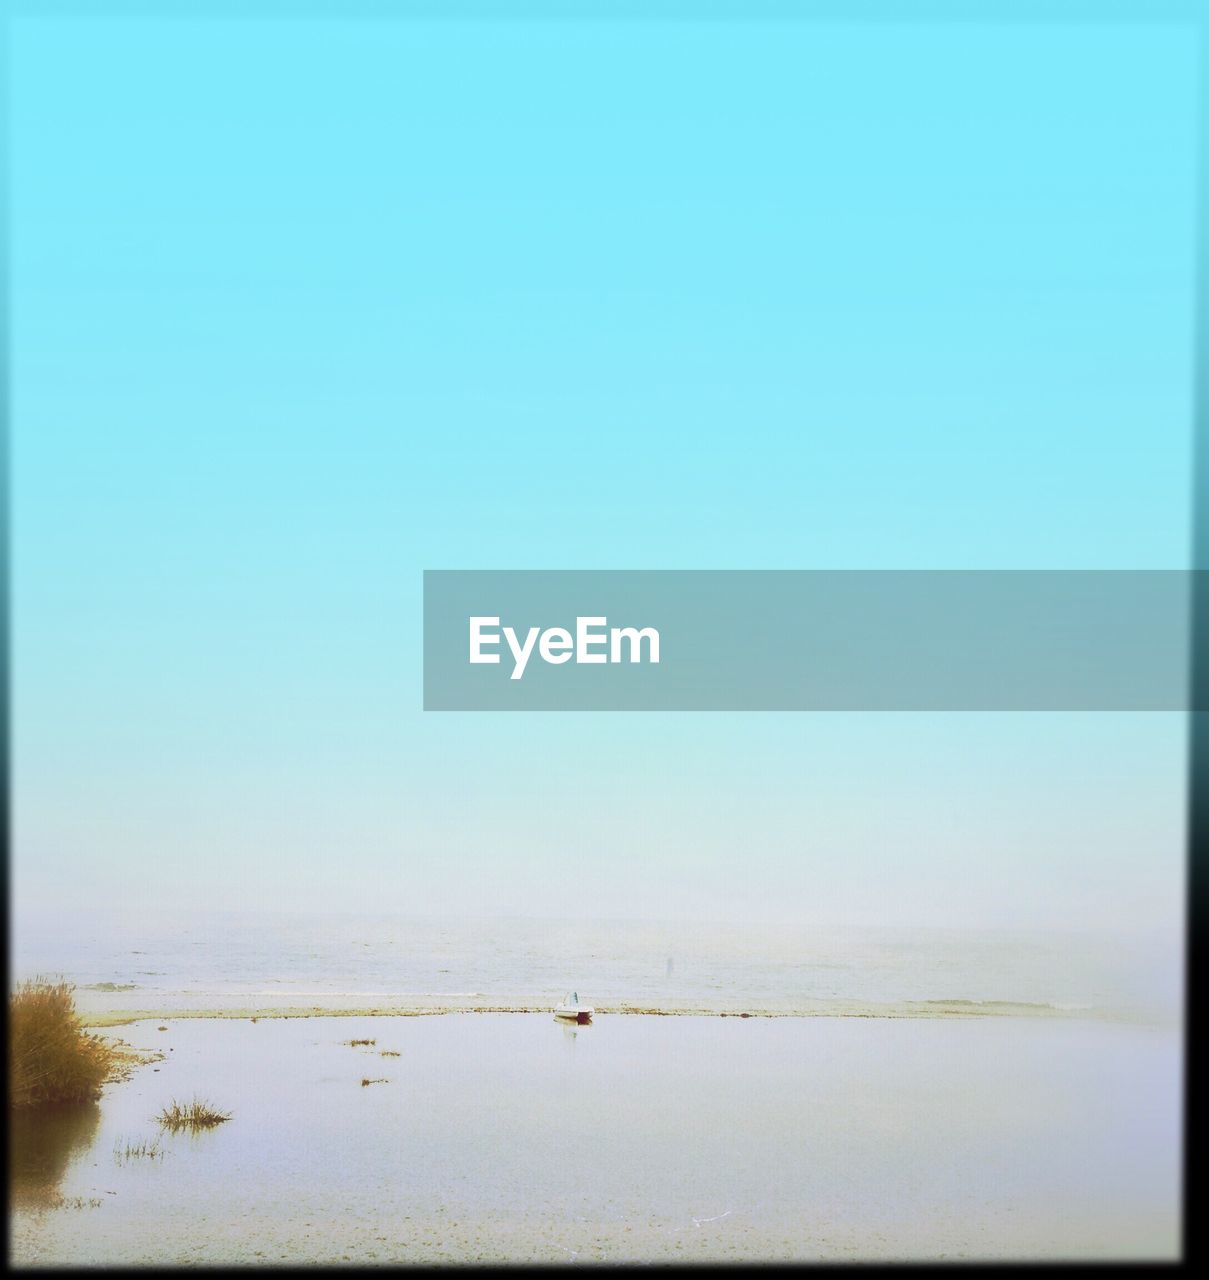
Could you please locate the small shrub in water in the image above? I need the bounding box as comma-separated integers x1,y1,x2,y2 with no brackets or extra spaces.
113,1135,164,1163
157,1097,231,1131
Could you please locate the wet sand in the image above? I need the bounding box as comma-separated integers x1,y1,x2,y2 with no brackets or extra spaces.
77,997,1114,1028
10,1013,1180,1264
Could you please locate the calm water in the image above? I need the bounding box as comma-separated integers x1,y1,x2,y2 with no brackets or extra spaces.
11,910,1181,1021
10,1014,1181,1263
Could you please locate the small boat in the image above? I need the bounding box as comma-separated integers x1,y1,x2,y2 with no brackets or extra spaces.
554,991,593,1024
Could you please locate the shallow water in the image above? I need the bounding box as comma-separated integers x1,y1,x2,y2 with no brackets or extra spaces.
10,1013,1180,1263
13,910,1181,1022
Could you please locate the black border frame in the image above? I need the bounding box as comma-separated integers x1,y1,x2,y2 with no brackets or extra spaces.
3,0,1204,1269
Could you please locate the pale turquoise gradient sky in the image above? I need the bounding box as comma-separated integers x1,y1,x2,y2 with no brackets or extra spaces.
10,14,1197,929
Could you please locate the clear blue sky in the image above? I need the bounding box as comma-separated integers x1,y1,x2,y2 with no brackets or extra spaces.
10,12,1197,929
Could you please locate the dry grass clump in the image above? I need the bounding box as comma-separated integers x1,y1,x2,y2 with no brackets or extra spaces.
114,1135,164,1163
157,1097,232,1132
52,1195,103,1210
360,1077,388,1087
10,980,117,1109
379,1050,401,1058
345,1038,376,1047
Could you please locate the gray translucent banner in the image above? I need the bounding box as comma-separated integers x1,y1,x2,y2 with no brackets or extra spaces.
423,571,1194,711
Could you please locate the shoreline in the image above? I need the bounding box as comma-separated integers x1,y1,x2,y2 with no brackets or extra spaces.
80,999,1162,1029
